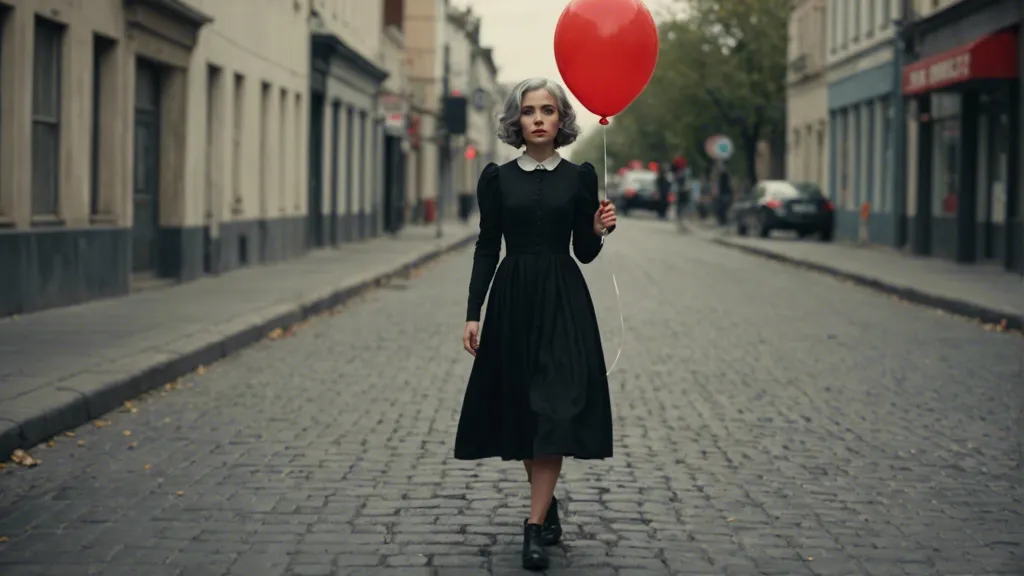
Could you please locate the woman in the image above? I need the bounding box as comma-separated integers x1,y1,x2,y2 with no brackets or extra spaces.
454,77,618,571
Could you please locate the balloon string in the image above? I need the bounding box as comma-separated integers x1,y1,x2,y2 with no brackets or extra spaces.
602,123,624,377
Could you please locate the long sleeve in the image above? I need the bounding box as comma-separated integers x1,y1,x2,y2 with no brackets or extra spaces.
466,163,502,322
572,162,604,264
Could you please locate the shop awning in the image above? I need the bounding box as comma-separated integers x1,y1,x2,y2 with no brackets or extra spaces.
902,30,1018,96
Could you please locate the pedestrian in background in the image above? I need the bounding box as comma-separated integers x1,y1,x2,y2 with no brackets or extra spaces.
716,166,733,226
454,77,618,571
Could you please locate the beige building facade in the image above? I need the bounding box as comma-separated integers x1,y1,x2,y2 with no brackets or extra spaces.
824,0,904,244
786,0,829,190
445,7,502,211
189,0,311,275
307,0,389,246
402,0,444,222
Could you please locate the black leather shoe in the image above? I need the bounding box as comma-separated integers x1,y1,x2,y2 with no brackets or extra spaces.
522,521,549,571
541,496,562,545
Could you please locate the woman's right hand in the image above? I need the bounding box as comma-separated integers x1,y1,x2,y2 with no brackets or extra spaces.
463,321,480,356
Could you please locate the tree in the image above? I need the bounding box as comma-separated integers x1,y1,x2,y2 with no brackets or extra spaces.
570,0,790,188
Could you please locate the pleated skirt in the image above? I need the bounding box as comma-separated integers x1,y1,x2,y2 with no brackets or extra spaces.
454,253,613,461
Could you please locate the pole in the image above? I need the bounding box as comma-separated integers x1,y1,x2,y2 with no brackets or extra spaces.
437,44,451,239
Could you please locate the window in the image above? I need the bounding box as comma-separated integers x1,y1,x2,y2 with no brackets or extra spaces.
931,93,961,216
260,82,271,216
32,18,63,217
827,0,835,51
91,35,116,217
206,65,223,225
279,88,288,213
232,73,244,212
294,93,302,210
878,98,890,211
839,108,847,204
0,8,8,220
863,103,874,208
851,0,860,42
865,0,874,37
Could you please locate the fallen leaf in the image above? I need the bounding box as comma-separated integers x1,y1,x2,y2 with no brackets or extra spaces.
46,440,55,448
76,441,85,447
195,366,206,376
127,442,137,450
176,491,184,496
144,464,151,470
63,432,75,438
726,517,735,522
122,430,132,437
0,536,7,542
93,420,110,428
267,328,284,340
10,449,40,467
0,463,6,470
123,401,138,414
807,556,814,561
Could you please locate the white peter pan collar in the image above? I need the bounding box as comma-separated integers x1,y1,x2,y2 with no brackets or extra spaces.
517,152,562,171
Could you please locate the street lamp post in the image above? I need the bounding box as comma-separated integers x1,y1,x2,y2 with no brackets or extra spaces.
437,44,451,240
891,1,910,249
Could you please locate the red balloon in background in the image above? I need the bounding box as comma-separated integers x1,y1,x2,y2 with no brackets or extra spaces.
554,0,658,125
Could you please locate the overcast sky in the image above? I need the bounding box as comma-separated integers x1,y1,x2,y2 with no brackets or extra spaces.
449,0,680,158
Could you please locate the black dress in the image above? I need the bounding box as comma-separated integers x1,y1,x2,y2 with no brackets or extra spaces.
453,159,613,461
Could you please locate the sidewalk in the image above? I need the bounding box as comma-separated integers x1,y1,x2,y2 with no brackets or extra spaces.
0,221,478,458
688,220,1024,331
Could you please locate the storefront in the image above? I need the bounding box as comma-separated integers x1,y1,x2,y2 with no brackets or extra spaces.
902,0,1022,272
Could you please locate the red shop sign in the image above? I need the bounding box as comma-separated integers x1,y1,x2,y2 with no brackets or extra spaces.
902,30,1018,96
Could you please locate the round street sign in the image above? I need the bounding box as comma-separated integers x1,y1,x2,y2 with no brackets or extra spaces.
472,88,488,111
705,135,734,161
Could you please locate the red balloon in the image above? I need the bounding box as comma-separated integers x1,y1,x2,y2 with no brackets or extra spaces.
554,0,658,124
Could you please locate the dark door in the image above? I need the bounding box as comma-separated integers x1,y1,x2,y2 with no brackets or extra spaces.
308,92,325,247
132,60,161,273
383,134,405,233
987,94,1011,262
330,102,341,245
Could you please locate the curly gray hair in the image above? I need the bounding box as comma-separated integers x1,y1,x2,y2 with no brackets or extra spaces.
496,77,581,149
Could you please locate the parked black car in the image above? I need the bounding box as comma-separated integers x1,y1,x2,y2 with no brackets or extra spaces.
731,180,834,241
612,170,669,218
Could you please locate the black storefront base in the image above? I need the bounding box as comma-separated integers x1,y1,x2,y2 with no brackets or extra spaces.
0,215,311,318
0,227,131,317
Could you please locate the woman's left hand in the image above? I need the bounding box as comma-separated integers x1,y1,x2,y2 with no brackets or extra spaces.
594,200,617,236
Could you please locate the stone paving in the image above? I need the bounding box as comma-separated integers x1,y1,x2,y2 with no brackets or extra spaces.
0,216,1020,575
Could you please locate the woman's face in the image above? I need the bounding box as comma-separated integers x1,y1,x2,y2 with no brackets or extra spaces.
520,88,559,148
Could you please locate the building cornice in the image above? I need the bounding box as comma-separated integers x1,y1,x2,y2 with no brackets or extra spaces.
124,0,213,28
312,31,390,83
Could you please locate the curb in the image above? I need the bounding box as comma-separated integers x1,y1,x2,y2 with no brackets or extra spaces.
712,237,1023,332
0,232,477,459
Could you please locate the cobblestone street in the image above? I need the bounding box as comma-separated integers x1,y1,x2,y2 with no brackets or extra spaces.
0,218,1021,576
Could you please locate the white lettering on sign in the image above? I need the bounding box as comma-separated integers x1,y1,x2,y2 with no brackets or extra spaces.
906,52,972,93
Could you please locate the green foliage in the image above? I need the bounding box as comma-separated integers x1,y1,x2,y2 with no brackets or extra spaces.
571,0,790,187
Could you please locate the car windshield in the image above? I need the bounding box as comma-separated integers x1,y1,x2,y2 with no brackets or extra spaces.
766,181,803,198
623,172,657,188
794,182,825,197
